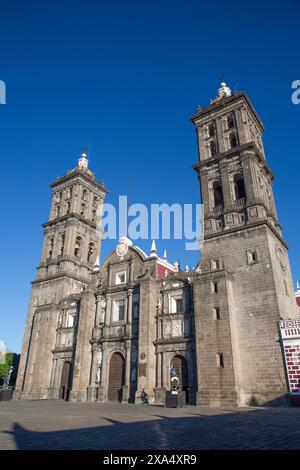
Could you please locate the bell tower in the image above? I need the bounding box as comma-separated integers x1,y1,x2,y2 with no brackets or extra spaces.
38,150,107,282
14,151,108,400
193,81,279,238
191,83,298,406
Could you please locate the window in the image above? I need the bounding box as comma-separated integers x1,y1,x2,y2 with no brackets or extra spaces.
87,242,95,262
113,300,125,322
116,272,126,285
208,122,216,137
66,201,71,214
211,281,219,294
229,133,238,149
74,236,82,257
58,234,65,257
93,196,99,207
211,259,220,270
210,140,217,157
247,250,258,264
55,205,60,218
213,307,221,320
216,353,224,368
213,181,224,207
234,175,246,200
227,114,235,129
67,312,76,328
48,237,54,260
82,189,89,201
175,298,183,313
170,295,184,313
80,203,85,216
92,209,97,222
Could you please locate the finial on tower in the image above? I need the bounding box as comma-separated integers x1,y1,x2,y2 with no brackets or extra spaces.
93,254,100,272
163,249,167,261
150,240,157,257
217,80,231,99
78,148,89,170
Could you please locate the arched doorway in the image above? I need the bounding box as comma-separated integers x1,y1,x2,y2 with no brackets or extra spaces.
108,352,125,402
171,355,189,404
60,361,72,401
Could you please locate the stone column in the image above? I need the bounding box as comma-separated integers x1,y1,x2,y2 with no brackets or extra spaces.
122,345,131,403
94,295,101,325
162,352,169,390
103,295,111,337
47,358,59,399
127,289,133,324
216,117,225,153
125,289,133,337
97,347,108,402
219,162,231,209
87,346,98,402
154,351,166,405
156,352,162,388
241,152,256,203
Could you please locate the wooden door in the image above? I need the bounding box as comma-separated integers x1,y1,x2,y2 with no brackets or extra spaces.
60,361,72,401
108,353,125,402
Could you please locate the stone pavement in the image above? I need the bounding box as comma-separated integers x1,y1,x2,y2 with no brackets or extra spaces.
0,400,300,450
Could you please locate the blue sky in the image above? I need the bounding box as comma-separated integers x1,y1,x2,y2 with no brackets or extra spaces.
0,0,299,352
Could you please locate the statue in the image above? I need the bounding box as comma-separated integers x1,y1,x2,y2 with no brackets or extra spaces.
65,188,71,199
96,349,103,366
170,365,180,390
100,299,106,324
95,366,101,384
54,192,61,204
217,81,231,99
4,365,13,389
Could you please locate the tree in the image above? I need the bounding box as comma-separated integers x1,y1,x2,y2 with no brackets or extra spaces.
0,352,20,387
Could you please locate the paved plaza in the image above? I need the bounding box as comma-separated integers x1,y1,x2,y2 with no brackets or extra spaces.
0,400,300,450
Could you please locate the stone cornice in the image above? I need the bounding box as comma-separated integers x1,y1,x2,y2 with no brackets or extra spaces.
32,272,90,286
42,212,99,230
190,91,265,132
204,219,288,250
38,254,94,271
50,168,108,194
192,142,273,179
154,338,190,346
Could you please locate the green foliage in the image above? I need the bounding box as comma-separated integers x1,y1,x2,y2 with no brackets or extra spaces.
0,352,20,386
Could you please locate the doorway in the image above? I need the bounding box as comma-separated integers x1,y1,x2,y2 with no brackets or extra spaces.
60,361,72,401
171,355,189,404
108,352,125,402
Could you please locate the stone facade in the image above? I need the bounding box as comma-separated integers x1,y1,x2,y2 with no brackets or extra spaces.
14,85,298,407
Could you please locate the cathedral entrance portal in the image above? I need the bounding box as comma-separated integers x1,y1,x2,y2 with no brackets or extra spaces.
60,361,72,401
171,355,189,404
108,352,125,402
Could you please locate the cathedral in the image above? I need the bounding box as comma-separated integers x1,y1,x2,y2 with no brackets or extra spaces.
14,83,298,407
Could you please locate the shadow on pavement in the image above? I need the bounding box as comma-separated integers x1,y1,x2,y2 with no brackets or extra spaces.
4,407,300,450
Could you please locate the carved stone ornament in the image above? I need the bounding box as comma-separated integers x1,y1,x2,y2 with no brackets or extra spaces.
116,237,132,258
116,241,128,258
